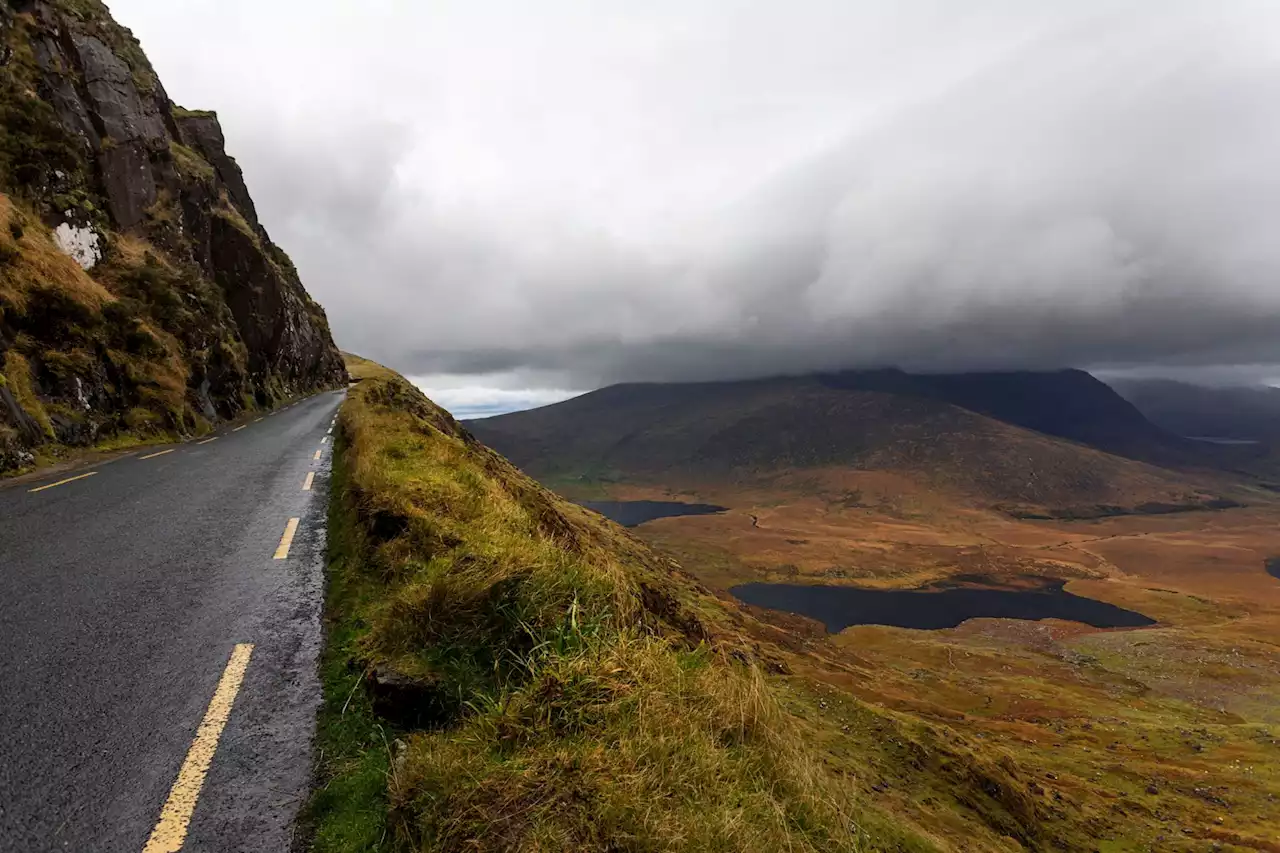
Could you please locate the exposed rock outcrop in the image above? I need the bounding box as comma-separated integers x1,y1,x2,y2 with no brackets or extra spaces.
0,0,346,471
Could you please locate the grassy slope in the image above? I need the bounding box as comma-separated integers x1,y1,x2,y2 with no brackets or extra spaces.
308,356,944,852
313,359,1280,852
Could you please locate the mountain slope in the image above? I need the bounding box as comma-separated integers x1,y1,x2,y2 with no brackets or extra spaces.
816,368,1195,464
468,373,1232,513
1109,377,1280,442
0,0,345,472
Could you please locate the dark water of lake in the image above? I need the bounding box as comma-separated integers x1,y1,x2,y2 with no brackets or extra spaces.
731,577,1155,632
1187,436,1262,446
581,500,728,527
1267,558,1280,581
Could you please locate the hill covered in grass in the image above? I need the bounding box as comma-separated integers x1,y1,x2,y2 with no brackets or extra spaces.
313,356,876,851
467,372,1240,516
814,369,1195,466
312,358,1277,851
0,0,345,473
311,356,1116,852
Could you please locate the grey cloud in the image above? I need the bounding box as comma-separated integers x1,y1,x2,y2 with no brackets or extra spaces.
111,0,1280,388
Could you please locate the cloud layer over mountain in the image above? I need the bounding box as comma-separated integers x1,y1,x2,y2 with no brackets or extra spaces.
112,0,1280,389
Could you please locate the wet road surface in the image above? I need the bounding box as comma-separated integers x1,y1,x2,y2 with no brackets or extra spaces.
0,389,343,852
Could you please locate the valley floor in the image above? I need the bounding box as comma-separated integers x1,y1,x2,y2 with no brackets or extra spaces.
579,471,1280,851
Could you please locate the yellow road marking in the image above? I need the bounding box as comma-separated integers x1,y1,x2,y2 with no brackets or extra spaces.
303,472,315,491
254,417,264,423
142,644,254,853
140,449,175,461
28,471,98,493
313,450,322,461
274,518,300,559
196,437,218,446
232,425,246,433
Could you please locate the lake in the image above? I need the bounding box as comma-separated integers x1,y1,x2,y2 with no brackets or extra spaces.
1268,558,1280,581
581,500,728,527
731,576,1155,632
1187,436,1262,446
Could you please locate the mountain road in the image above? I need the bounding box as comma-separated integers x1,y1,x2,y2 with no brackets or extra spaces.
0,389,344,852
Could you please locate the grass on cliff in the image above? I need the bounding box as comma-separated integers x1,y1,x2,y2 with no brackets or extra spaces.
0,194,233,468
306,355,907,852
0,195,112,313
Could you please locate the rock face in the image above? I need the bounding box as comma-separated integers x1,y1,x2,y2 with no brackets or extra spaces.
0,0,346,471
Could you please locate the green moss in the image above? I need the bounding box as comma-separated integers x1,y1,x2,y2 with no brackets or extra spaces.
172,105,216,120
2,351,54,438
52,0,160,94
168,141,215,183
122,405,163,432
0,52,90,205
215,196,259,245
300,451,393,853
40,348,94,380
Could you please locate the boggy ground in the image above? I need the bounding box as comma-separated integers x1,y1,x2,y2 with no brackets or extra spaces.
579,469,1280,851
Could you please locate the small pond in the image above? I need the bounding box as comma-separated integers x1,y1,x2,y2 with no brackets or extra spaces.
1267,558,1280,581
581,500,728,528
731,576,1155,632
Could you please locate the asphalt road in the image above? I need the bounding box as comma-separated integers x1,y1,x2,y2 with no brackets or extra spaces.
0,389,345,852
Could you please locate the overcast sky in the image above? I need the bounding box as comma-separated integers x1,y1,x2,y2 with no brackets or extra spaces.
109,0,1280,413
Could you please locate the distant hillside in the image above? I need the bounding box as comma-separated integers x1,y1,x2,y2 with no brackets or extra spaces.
0,0,345,473
468,372,1235,514
817,368,1195,465
1108,378,1280,442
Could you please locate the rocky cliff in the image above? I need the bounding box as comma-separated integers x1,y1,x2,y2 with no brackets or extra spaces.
0,0,346,471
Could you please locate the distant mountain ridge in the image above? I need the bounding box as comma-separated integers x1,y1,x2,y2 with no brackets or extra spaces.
1109,378,1280,442
815,368,1188,462
467,369,1239,513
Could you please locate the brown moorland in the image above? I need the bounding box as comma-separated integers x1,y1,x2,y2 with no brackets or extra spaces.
599,472,1280,851
318,356,1280,851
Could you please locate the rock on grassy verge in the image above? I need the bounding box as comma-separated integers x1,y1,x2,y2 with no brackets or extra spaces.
305,356,904,852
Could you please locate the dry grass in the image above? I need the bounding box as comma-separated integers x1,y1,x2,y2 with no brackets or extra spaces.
0,193,113,313
0,199,219,469
311,356,915,852
614,476,1280,850
2,350,52,437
